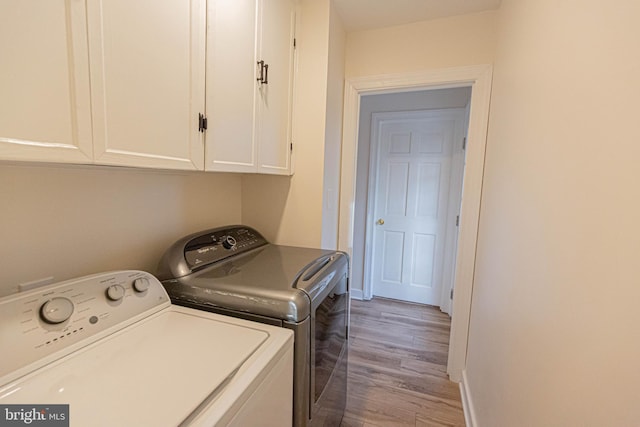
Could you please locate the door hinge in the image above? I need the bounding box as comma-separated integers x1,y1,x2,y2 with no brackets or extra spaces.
462,137,467,150
456,215,460,227
450,288,454,299
198,113,207,133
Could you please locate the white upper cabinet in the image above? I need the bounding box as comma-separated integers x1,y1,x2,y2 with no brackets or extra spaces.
0,0,93,164
205,0,296,175
87,0,206,170
1,0,294,174
256,0,296,175
205,0,258,173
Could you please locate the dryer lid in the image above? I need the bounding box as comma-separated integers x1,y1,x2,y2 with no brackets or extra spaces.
163,245,347,322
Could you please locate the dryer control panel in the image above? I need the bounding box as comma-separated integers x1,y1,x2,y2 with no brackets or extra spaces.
0,271,170,383
184,227,267,269
157,226,269,281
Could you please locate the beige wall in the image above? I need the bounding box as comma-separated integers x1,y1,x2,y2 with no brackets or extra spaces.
465,0,640,425
242,0,346,249
0,164,241,297
320,4,346,249
345,11,498,78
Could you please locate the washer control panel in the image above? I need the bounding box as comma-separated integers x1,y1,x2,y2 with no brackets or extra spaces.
0,271,170,381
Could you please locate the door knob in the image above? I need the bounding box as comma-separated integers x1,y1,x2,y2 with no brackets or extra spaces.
376,219,385,225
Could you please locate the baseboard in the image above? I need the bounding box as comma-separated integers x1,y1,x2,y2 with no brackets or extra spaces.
460,369,478,427
350,289,364,300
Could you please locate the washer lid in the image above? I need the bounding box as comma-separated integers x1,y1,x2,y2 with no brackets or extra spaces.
0,309,268,427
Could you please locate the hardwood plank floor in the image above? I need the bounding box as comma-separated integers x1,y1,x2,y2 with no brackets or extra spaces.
340,298,465,427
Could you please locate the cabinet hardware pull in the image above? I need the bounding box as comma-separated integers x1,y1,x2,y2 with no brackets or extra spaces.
263,63,269,85
198,113,207,133
257,60,264,83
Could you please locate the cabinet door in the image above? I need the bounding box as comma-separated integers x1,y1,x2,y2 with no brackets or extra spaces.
205,0,258,172
87,0,206,170
256,0,295,175
0,0,93,163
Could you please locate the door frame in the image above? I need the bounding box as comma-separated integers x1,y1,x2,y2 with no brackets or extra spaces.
365,109,467,309
338,64,493,381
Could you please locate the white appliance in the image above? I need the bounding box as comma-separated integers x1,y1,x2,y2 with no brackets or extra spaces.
0,270,293,426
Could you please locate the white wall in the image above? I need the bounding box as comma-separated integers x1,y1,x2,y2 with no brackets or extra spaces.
350,88,471,298
464,0,640,425
0,164,241,297
242,0,346,249
345,11,498,78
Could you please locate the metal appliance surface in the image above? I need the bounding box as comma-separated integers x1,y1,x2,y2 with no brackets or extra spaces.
0,271,293,426
157,225,349,427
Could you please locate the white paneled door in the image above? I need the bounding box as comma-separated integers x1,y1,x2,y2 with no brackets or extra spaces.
370,109,466,306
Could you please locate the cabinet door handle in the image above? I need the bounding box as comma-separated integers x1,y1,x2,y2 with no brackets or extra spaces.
263,63,269,85
257,60,265,83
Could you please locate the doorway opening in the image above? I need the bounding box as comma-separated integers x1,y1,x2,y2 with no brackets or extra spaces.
338,65,492,381
361,89,471,315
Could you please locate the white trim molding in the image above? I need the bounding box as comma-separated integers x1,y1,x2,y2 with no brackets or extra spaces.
349,288,364,300
460,369,479,427
338,64,493,382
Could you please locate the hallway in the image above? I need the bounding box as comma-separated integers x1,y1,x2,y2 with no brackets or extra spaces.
341,298,465,426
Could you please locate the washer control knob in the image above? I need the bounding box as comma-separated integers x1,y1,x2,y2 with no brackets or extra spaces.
132,277,150,293
106,284,126,301
222,236,237,250
40,297,74,324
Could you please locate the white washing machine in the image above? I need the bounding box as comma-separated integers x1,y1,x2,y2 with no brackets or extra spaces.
0,271,293,426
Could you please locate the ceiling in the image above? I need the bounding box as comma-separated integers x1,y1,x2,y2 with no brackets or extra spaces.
332,0,502,32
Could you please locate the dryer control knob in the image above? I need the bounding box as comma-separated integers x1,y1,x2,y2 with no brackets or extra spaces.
40,297,74,324
133,277,150,293
106,284,126,301
222,236,237,250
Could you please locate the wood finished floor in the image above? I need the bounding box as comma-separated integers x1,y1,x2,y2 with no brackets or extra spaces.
340,298,465,427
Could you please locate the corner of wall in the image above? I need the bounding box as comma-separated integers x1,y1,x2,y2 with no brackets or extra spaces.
460,369,478,427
